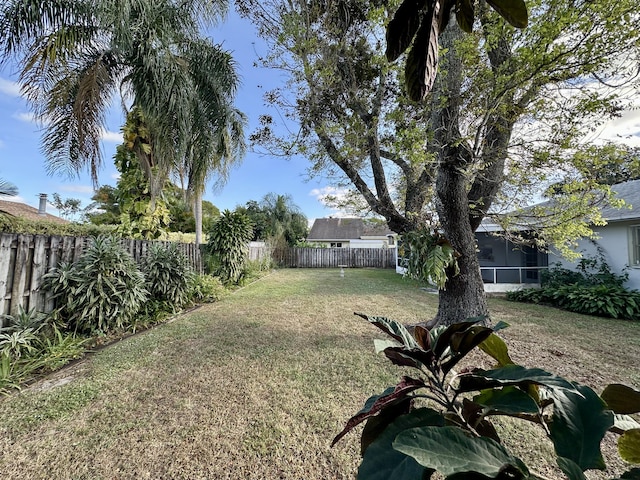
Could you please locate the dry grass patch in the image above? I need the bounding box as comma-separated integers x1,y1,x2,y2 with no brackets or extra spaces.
0,269,637,479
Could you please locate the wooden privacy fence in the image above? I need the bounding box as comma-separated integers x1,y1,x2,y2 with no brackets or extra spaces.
0,233,202,318
281,247,396,269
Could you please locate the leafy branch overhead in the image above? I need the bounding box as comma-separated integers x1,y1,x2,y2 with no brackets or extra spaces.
387,0,529,100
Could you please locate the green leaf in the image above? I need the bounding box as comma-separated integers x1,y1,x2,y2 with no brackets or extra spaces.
485,0,528,28
548,383,614,470
619,429,640,464
385,0,427,62
374,338,403,354
361,397,413,456
478,333,513,367
393,426,529,478
442,326,494,374
474,386,539,415
382,346,435,369
433,321,480,359
602,384,640,414
458,365,577,393
357,313,419,349
556,457,587,480
359,408,444,480
405,7,440,101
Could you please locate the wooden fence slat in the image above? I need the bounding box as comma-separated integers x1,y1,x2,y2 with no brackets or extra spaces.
0,234,17,320
277,247,395,269
29,235,48,312
10,234,30,315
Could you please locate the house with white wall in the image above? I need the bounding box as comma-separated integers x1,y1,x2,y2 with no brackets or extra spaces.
547,179,640,290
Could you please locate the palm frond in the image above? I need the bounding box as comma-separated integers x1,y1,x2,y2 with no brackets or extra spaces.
0,180,18,197
41,48,122,183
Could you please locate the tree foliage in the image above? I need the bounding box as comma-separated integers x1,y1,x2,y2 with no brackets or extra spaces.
0,0,244,200
0,179,18,197
239,0,640,324
236,193,308,246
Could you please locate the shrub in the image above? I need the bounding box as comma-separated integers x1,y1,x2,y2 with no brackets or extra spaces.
42,235,148,333
542,255,629,289
0,214,116,237
0,306,47,333
206,210,253,284
508,283,640,320
553,284,640,319
540,263,588,288
141,243,193,309
238,257,273,285
189,274,227,303
0,312,87,394
34,325,87,373
334,314,640,479
509,255,639,320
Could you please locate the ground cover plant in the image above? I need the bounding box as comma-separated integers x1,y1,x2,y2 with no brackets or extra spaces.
0,269,638,479
507,257,640,320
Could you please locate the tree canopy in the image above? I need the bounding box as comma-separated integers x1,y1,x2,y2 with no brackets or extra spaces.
236,193,308,246
239,0,640,324
0,0,244,200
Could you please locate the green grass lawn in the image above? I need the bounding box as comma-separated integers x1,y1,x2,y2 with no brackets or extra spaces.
0,268,638,479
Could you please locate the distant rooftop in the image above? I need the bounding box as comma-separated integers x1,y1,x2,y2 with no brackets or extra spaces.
0,199,68,225
600,179,640,222
307,217,394,241
478,178,640,232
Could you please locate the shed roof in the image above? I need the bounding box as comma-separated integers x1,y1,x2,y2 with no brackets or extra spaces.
0,199,68,225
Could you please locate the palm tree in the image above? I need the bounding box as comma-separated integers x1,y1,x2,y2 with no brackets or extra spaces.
0,0,244,202
185,104,246,245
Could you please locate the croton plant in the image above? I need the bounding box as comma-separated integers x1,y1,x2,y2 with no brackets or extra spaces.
333,314,640,479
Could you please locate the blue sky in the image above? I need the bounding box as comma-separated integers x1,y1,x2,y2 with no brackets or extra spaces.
0,10,341,223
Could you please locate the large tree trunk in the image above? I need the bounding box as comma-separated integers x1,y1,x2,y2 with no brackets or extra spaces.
431,25,489,326
435,162,488,326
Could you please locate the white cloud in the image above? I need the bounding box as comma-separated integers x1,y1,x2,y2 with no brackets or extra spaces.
100,129,122,143
309,186,360,218
60,185,94,194
309,186,349,204
13,111,36,123
0,78,21,98
1,195,26,203
598,108,640,147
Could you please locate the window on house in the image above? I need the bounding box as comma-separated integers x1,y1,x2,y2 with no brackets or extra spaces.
330,242,343,248
630,226,640,267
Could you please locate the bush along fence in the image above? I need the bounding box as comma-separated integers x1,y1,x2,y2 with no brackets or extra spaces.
280,247,396,268
0,233,202,319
